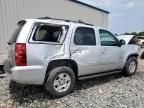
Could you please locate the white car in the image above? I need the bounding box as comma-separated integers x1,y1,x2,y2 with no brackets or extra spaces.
138,36,144,47
117,35,139,45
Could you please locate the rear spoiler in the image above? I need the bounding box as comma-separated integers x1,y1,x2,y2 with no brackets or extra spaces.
17,20,26,26
8,20,26,45
8,42,12,45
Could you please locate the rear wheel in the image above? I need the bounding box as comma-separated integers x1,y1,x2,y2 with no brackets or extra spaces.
44,66,75,98
124,57,138,76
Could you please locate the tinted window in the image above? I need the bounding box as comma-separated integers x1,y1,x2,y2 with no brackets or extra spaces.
99,29,119,46
74,27,96,45
33,25,64,43
8,25,23,43
129,36,139,44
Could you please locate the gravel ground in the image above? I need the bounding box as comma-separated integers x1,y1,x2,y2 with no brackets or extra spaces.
0,60,144,108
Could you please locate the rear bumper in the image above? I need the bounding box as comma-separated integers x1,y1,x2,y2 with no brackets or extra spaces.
5,64,46,85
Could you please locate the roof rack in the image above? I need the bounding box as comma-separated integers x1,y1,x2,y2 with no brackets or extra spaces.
37,16,94,26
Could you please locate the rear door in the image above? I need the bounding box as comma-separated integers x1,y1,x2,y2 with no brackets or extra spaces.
98,29,122,71
70,26,101,76
4,24,25,72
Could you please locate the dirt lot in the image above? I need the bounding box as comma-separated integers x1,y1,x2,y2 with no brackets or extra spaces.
0,60,144,108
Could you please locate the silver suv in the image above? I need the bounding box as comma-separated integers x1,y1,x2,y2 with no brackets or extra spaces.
4,17,140,97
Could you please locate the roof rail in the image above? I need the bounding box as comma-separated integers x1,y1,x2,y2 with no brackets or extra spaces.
37,16,94,26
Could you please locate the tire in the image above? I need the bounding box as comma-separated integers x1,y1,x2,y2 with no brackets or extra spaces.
124,57,138,76
0,65,5,74
44,66,75,98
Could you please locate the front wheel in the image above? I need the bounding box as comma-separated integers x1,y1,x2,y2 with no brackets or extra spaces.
124,57,138,76
44,66,75,98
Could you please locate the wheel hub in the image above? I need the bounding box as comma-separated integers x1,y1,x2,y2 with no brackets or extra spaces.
129,61,136,73
54,73,71,92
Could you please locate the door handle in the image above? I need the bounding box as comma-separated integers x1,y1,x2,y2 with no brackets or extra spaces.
101,51,105,53
71,48,80,54
101,49,106,54
101,51,106,54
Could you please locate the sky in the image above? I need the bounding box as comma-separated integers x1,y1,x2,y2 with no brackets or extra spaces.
77,0,144,34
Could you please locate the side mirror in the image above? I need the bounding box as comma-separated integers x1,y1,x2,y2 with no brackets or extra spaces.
120,39,126,46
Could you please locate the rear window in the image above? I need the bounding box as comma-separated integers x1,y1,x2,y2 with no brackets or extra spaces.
33,25,68,43
8,25,23,44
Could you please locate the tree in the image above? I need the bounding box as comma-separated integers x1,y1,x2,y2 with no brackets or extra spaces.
130,32,137,35
139,32,144,36
122,31,144,36
124,32,130,35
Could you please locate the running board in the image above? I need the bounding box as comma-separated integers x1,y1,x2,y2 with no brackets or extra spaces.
78,70,122,80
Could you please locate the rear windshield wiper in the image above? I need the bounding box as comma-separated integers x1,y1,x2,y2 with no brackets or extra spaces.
7,42,13,45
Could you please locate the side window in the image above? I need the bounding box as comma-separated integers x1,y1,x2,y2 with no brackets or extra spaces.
33,25,66,43
99,29,119,46
74,27,96,45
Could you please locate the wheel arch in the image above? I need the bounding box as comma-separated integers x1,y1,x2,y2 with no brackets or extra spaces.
124,53,139,65
127,54,139,60
44,59,78,84
123,53,138,76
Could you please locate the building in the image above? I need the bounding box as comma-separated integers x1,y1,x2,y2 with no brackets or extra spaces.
0,0,109,64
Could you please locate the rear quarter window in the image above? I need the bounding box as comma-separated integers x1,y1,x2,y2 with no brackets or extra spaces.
33,25,66,43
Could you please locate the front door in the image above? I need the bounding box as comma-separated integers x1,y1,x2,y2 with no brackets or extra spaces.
99,29,121,72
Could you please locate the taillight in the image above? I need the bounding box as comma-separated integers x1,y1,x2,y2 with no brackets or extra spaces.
15,43,27,66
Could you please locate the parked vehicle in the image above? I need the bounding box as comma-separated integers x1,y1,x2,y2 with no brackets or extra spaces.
4,17,140,97
138,36,144,48
117,35,140,46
